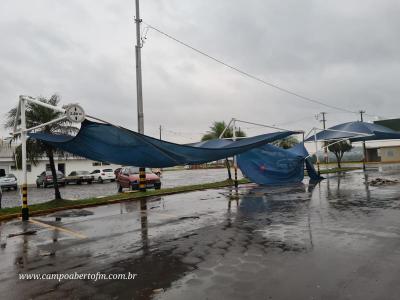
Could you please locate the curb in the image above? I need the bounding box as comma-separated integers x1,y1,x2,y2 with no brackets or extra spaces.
0,180,244,222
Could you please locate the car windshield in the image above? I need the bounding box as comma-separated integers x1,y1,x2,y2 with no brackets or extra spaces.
76,171,89,175
126,167,152,174
102,169,113,172
46,171,63,175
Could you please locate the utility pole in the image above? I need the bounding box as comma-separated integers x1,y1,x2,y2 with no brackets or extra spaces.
20,96,29,221
159,125,162,140
320,112,328,164
135,0,146,191
360,110,366,171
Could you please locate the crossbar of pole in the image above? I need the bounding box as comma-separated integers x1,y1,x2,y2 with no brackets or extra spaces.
13,116,69,136
235,119,303,133
219,118,234,139
306,127,373,141
23,96,66,114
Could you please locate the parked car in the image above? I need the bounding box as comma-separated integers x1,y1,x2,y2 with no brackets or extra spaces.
117,166,161,192
152,168,162,177
114,167,122,177
65,171,93,185
91,168,116,183
36,171,66,188
0,174,18,190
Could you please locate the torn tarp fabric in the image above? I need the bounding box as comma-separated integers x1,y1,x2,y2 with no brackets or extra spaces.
29,120,298,168
237,143,321,185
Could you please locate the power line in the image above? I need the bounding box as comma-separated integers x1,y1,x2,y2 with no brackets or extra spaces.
145,22,361,115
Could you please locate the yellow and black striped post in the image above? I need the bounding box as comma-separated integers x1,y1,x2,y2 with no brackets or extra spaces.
21,184,29,221
234,165,238,188
139,167,146,192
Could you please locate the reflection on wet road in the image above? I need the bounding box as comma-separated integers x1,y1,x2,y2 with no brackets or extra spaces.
1,170,400,299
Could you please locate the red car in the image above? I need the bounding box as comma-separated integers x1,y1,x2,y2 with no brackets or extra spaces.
117,166,161,192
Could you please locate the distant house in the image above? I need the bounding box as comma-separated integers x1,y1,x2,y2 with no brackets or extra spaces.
369,119,400,163
365,141,400,163
0,140,121,185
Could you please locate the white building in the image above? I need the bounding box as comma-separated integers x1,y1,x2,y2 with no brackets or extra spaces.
0,140,122,185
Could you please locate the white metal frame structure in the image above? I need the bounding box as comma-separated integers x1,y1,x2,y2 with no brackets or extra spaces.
12,95,85,221
304,127,373,171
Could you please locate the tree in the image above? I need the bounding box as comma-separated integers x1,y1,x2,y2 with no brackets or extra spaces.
5,95,78,200
272,136,299,149
201,121,246,179
328,140,353,168
201,121,246,141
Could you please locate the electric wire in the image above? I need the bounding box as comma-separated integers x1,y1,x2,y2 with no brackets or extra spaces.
145,22,367,116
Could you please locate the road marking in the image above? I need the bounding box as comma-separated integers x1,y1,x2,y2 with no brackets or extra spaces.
28,218,87,240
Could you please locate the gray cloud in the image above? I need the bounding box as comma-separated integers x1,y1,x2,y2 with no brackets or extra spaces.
1,0,400,143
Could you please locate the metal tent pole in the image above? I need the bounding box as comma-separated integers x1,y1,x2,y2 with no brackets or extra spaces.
219,118,234,180
360,110,366,171
313,128,320,176
232,119,238,188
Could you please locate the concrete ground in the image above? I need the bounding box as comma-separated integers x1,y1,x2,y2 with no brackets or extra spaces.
1,169,400,299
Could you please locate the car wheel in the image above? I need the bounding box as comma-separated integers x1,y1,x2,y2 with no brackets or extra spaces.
13,185,18,190
36,183,40,188
98,177,103,183
42,182,46,188
77,180,82,185
111,179,115,182
117,183,123,193
155,183,161,190
88,180,92,184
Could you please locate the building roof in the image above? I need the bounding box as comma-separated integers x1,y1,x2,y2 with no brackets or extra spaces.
374,118,400,131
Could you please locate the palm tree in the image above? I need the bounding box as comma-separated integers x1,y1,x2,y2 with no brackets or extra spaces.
201,121,246,179
5,94,78,200
201,121,246,141
272,136,299,149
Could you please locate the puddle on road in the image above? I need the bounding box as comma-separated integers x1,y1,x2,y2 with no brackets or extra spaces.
2,169,400,299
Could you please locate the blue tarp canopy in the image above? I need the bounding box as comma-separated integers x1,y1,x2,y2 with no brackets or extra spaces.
29,120,298,168
237,143,322,185
306,121,400,142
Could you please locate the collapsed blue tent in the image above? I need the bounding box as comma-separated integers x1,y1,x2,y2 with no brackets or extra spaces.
237,143,322,185
306,121,400,142
29,120,298,168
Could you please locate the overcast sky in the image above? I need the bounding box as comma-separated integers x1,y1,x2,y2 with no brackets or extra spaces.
1,0,400,142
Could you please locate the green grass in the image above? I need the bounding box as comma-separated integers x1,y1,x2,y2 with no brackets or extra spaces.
318,166,360,174
0,179,249,220
0,167,356,220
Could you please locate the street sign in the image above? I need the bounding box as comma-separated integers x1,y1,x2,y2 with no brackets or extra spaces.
66,104,85,123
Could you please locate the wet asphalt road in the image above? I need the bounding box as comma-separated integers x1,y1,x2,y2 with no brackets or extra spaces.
1,168,242,208
1,170,400,299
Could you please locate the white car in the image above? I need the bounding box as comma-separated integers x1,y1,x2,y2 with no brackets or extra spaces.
0,174,18,190
90,168,116,183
